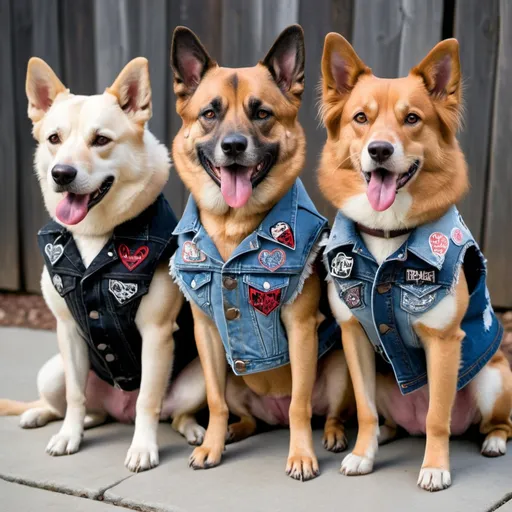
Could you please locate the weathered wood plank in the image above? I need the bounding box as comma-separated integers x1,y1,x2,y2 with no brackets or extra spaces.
299,0,354,220
61,0,96,94
483,0,512,308
0,0,20,290
455,0,499,244
352,0,402,78
398,0,443,76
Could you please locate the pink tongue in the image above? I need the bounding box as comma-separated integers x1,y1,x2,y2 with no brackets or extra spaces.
367,171,399,211
55,193,90,225
220,167,253,208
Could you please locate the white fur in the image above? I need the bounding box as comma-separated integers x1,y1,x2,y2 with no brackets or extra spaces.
417,468,452,491
414,293,457,330
327,281,353,323
360,135,406,175
360,232,409,266
472,365,502,418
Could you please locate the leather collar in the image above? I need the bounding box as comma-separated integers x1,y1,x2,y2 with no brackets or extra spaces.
356,223,413,239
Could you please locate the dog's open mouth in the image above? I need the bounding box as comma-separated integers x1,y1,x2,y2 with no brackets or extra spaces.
363,160,420,211
55,177,114,225
199,151,275,208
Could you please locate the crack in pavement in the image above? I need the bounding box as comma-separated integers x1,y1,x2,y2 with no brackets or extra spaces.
485,492,512,512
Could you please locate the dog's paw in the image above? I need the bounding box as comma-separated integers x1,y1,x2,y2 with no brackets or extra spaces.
340,452,374,476
20,408,52,429
481,435,507,457
286,452,320,481
124,442,159,472
417,467,451,491
46,431,82,456
183,424,205,446
322,426,348,453
189,444,223,470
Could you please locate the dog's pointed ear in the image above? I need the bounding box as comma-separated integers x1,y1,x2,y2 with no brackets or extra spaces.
171,27,215,97
411,39,461,101
107,57,152,125
320,33,370,138
262,25,305,99
26,58,67,123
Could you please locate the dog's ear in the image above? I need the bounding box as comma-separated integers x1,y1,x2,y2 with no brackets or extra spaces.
320,33,370,139
107,57,152,125
171,27,215,97
262,25,305,100
26,58,67,123
411,39,461,134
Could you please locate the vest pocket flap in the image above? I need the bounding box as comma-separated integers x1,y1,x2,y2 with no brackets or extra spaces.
243,274,289,292
108,279,149,306
397,283,441,298
50,273,77,296
181,271,212,291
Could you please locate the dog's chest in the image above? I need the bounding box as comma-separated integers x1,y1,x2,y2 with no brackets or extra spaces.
74,233,111,268
360,232,409,265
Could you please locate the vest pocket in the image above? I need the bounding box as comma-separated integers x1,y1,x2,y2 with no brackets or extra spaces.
179,271,212,316
50,273,77,297
107,278,149,307
398,283,442,314
243,275,289,357
335,280,366,311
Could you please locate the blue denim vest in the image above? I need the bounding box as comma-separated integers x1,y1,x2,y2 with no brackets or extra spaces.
37,195,195,391
171,179,339,376
324,206,502,395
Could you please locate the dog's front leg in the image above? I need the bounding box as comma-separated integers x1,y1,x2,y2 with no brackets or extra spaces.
46,319,89,456
281,274,321,481
126,268,181,472
189,305,228,470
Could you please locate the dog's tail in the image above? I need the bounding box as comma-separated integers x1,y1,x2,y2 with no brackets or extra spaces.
0,399,44,416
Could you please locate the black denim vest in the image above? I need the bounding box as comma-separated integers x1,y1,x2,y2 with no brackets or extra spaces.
37,194,194,391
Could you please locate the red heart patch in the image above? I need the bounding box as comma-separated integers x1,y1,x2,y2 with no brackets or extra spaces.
248,286,282,316
118,244,149,271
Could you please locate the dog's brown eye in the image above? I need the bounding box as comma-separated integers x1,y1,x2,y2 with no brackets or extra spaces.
256,109,271,120
48,133,60,145
405,113,420,125
354,112,368,124
92,135,111,147
203,110,216,120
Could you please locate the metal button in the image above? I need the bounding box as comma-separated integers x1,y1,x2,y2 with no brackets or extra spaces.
377,283,391,294
105,354,115,362
89,310,99,320
222,277,238,290
225,307,240,320
263,282,271,290
234,360,247,373
191,279,197,289
107,251,114,257
379,324,391,335
97,343,107,351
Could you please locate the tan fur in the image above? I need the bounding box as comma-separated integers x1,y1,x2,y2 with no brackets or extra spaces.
319,34,512,491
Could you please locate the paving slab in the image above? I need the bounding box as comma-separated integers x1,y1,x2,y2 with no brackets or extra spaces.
0,479,120,511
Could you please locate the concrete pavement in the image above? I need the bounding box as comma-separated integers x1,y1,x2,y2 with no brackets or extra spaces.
0,326,511,511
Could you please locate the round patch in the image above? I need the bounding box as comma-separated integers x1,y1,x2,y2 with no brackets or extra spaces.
451,227,464,246
429,232,449,261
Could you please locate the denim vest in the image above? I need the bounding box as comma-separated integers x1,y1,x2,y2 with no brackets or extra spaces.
324,206,502,395
37,194,195,391
171,179,339,376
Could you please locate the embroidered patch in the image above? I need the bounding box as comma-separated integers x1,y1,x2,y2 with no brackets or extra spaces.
258,249,286,272
429,232,449,261
330,252,354,279
451,227,464,246
182,241,206,263
108,279,138,305
248,286,282,316
118,244,149,271
45,243,64,265
405,269,436,285
270,221,295,249
341,285,363,309
52,274,63,294
401,291,436,313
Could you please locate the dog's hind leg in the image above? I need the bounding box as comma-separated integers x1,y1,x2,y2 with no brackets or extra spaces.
472,350,512,457
20,354,66,429
319,350,352,453
225,374,257,444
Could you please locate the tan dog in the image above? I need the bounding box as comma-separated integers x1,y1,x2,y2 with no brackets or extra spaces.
318,34,512,491
170,25,353,481
0,57,206,472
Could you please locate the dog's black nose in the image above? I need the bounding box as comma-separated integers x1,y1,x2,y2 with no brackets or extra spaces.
221,134,248,156
51,165,77,186
368,141,394,163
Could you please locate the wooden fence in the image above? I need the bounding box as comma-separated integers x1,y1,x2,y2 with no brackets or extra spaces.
1,0,511,308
